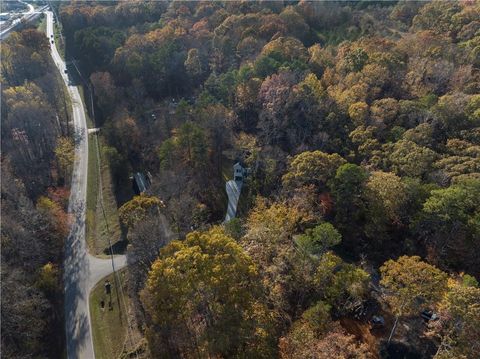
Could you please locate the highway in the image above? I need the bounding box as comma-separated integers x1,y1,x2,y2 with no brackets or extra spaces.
45,10,126,359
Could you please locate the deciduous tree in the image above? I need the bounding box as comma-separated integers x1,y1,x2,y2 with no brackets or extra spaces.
389,139,438,178
141,227,276,358
314,252,370,312
296,222,341,256
434,278,480,359
330,163,368,235
418,179,480,273
283,150,346,190
55,137,75,184
380,256,448,343
280,320,372,359
365,171,407,235
118,194,163,229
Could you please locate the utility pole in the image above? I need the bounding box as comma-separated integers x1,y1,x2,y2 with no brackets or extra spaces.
90,84,95,126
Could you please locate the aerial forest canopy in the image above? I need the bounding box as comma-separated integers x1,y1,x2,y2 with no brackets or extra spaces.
1,0,480,358
1,29,71,358
62,0,479,358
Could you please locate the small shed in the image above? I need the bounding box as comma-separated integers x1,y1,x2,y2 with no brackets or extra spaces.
421,309,439,322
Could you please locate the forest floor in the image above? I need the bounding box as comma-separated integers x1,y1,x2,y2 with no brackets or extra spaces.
340,317,387,359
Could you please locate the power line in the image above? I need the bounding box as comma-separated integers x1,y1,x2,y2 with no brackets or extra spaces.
47,9,137,357
93,130,138,358
64,16,137,355
88,77,138,356
54,9,140,355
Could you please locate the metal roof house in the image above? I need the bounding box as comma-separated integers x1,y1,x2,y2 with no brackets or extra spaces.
233,162,245,182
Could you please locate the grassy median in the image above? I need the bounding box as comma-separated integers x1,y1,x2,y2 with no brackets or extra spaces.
79,84,122,255
86,131,122,255
90,270,129,359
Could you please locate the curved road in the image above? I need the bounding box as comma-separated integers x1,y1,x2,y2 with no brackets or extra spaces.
45,11,127,359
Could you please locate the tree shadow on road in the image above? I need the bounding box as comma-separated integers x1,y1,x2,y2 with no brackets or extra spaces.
64,200,93,357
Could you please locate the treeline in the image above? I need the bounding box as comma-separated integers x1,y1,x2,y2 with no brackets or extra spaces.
1,27,72,358
58,1,479,358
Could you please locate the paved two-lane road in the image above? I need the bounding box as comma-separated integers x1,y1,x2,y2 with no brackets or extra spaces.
45,10,126,359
